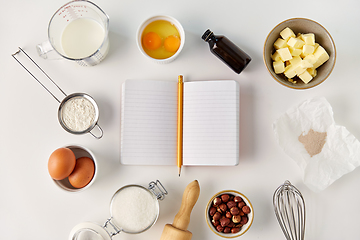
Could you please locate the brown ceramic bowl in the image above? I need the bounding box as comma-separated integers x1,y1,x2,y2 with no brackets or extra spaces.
205,190,254,238
263,18,336,89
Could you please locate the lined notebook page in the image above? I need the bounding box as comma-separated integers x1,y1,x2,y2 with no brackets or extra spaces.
121,80,178,165
182,80,239,166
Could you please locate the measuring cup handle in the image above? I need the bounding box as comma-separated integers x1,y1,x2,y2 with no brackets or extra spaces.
89,123,103,139
36,40,54,59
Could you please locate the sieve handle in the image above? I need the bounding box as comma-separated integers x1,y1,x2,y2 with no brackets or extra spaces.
12,47,67,103
89,123,103,139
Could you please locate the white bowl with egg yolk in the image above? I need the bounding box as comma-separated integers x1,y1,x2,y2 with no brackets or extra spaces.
136,15,185,64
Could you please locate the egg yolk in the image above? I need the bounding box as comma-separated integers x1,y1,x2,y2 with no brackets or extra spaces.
164,35,181,52
142,32,162,50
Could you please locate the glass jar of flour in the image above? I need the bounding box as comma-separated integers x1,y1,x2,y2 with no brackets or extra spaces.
69,180,168,240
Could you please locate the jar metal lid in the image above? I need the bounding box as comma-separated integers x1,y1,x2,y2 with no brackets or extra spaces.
69,222,111,240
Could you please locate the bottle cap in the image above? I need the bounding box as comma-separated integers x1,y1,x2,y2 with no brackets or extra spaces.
201,29,213,41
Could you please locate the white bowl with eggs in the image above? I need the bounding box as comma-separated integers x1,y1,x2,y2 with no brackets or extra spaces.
136,15,185,64
49,145,97,193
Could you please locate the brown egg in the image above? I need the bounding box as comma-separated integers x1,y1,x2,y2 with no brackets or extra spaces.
68,157,95,188
48,148,76,180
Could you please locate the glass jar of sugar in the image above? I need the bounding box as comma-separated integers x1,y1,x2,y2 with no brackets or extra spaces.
69,180,167,240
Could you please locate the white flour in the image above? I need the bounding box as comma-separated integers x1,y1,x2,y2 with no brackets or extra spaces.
62,97,95,132
111,186,157,232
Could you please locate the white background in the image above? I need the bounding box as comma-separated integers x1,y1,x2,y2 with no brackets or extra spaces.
1,0,360,239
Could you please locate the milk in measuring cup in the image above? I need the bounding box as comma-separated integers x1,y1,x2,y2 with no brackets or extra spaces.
61,18,105,59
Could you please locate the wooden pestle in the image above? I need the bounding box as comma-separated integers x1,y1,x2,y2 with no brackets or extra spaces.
160,180,200,240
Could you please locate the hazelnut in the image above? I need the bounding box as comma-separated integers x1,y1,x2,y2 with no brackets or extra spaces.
224,227,231,233
213,197,222,206
230,207,240,215
227,201,237,209
239,210,245,216
209,207,217,216
216,225,224,232
220,217,231,227
228,221,235,228
213,212,221,221
225,211,232,218
242,206,251,214
219,203,227,212
232,215,241,223
240,216,248,225
234,196,243,203
231,227,241,233
212,219,220,227
221,194,230,203
238,201,245,209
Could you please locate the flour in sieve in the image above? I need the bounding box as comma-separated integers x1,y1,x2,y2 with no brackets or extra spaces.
62,97,95,132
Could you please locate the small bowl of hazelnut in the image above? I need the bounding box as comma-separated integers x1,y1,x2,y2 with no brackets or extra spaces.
205,190,254,238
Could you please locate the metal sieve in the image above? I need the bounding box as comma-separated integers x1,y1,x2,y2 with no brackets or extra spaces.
12,47,103,139
58,93,102,138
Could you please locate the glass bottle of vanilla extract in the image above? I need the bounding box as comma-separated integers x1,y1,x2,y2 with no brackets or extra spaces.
202,29,251,74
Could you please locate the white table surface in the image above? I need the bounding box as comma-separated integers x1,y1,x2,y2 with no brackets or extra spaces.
1,0,360,239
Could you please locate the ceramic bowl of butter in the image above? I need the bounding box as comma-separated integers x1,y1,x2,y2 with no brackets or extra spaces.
205,190,254,238
263,18,336,89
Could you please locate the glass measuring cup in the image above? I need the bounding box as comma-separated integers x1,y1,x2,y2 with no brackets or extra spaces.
69,180,168,240
37,0,109,66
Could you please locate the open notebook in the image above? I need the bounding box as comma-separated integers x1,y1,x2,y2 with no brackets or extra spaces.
120,79,239,166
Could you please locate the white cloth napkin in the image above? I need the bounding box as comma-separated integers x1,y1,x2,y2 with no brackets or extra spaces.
273,97,360,192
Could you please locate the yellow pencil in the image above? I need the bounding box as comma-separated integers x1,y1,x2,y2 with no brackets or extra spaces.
177,75,184,177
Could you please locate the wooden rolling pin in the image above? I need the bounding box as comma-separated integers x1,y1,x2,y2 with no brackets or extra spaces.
160,180,200,240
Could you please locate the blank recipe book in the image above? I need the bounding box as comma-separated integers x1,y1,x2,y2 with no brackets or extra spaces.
120,79,240,166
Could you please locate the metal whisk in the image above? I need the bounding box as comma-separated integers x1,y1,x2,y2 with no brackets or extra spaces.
273,180,306,240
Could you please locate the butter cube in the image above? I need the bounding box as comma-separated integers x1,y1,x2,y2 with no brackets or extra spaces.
274,38,288,49
273,61,285,74
289,47,302,57
301,33,315,46
271,51,282,62
276,47,292,61
298,70,313,84
287,37,305,49
280,27,296,41
303,54,317,65
294,64,306,76
284,63,299,78
307,68,317,77
300,59,313,69
302,45,315,56
313,46,330,68
289,56,302,65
